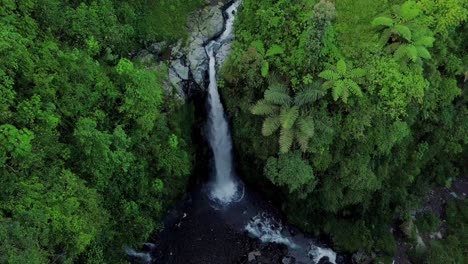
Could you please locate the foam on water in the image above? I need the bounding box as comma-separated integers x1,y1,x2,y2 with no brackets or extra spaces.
125,247,152,264
308,245,337,264
245,213,298,248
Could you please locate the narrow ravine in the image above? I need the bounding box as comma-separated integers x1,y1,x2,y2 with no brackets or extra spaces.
127,2,341,263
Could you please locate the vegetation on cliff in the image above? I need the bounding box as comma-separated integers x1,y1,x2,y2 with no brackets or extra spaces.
221,0,467,262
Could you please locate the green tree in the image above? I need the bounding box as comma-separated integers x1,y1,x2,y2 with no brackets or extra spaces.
318,59,365,103
251,79,325,153
264,151,317,197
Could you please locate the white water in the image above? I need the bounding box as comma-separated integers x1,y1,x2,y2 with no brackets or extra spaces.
125,247,152,263
206,1,243,205
245,213,298,248
308,245,337,264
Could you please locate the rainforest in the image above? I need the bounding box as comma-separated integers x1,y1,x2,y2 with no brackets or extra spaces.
0,0,466,264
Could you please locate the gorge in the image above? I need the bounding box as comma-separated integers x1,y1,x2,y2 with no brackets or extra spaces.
127,2,339,264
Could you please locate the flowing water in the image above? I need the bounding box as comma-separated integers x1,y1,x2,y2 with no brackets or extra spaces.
205,2,243,203
128,2,341,263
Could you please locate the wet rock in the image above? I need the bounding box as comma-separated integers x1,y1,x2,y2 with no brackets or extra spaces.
188,6,224,42
248,250,261,262
282,256,295,264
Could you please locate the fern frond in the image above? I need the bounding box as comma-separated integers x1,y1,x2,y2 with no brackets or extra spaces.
394,25,412,41
341,85,350,104
405,44,418,62
296,130,310,153
280,106,299,129
264,82,291,105
416,46,431,60
371,17,394,27
378,30,392,47
348,68,366,79
346,80,363,97
393,44,408,61
414,36,435,47
318,70,340,81
279,128,294,153
251,40,265,55
336,59,347,75
294,83,325,106
262,116,281,136
265,45,285,57
332,80,346,101
297,116,315,138
261,61,269,77
251,100,276,115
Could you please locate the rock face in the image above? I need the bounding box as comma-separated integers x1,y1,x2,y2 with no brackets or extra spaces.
132,2,230,99
160,4,227,100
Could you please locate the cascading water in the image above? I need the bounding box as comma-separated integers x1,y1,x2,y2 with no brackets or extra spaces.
205,1,243,205
130,2,341,263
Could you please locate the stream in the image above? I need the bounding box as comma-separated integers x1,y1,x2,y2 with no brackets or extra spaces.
127,2,342,263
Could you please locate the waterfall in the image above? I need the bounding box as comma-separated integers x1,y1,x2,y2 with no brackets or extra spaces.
205,1,243,205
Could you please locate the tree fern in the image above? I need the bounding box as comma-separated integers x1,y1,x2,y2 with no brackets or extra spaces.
295,82,326,106
319,60,365,104
280,106,299,129
279,128,294,153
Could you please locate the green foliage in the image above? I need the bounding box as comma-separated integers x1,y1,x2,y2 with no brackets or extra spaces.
0,1,198,262
264,152,317,196
251,80,325,153
415,212,441,234
319,59,365,103
222,0,467,262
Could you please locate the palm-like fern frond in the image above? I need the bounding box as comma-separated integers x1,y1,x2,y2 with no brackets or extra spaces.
295,82,326,106
332,80,346,101
318,70,340,81
279,128,294,153
346,80,363,97
297,116,315,138
371,16,394,27
262,116,281,136
347,68,366,79
264,82,292,105
251,100,276,115
393,25,412,41
414,36,435,47
280,106,299,129
336,59,347,75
